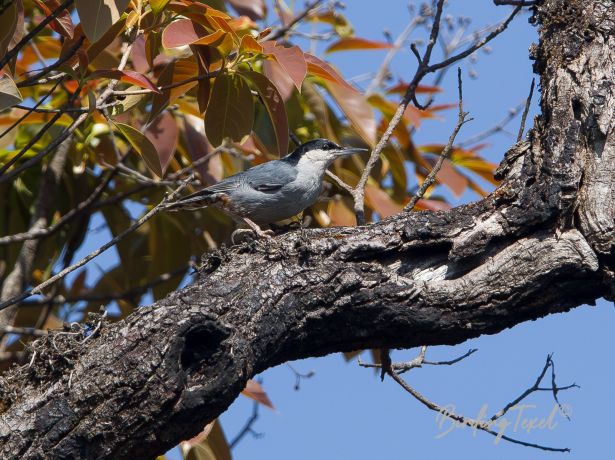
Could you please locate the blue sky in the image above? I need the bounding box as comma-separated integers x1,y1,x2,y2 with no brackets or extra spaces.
50,1,612,458
209,2,615,460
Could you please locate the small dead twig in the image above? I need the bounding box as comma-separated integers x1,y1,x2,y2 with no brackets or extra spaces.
229,401,263,449
404,68,471,211
287,363,315,391
517,78,536,142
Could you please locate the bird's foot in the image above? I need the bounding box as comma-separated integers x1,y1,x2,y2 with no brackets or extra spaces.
242,218,274,240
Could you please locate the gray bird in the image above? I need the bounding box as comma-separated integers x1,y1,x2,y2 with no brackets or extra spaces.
165,139,366,236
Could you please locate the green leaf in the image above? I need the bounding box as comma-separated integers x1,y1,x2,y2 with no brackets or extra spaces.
75,0,130,42
150,0,171,14
205,72,254,147
240,71,288,157
114,122,163,177
0,74,23,111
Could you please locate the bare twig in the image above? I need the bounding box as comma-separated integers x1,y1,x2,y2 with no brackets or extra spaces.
267,0,325,41
494,0,537,5
459,103,524,147
404,68,470,211
287,363,315,391
0,178,193,312
229,401,263,449
517,78,536,142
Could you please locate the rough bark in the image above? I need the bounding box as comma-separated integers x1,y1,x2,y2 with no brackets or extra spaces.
1,0,614,458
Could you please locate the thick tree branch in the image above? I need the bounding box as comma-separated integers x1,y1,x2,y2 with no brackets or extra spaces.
0,1,613,459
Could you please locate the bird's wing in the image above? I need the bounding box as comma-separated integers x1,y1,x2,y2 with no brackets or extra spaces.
244,161,297,193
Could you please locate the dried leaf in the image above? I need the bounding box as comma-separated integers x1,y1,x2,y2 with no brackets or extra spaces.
145,112,178,174
326,37,393,54
75,0,130,43
115,122,163,177
205,72,254,146
241,71,288,157
241,379,275,409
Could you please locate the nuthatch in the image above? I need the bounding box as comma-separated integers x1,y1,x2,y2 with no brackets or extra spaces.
166,139,366,236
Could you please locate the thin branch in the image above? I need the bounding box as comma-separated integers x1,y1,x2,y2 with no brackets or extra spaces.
494,0,537,5
325,171,354,194
229,401,262,449
0,0,75,70
267,0,325,41
388,370,570,452
365,16,423,95
0,178,193,312
459,102,524,147
0,79,64,140
517,77,536,142
404,68,470,211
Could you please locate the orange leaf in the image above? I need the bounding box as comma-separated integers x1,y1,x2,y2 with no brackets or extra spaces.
262,41,307,92
88,69,160,93
326,82,376,146
365,185,402,217
386,82,442,95
241,379,275,409
304,53,354,90
326,37,393,54
149,58,199,122
145,112,178,174
162,19,210,48
239,34,263,55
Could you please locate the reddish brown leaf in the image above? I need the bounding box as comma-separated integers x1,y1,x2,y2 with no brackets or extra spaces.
145,112,178,174
386,82,442,95
227,0,266,20
149,58,199,122
130,34,150,73
162,19,210,48
205,72,254,146
35,0,74,38
414,198,452,211
365,185,402,217
241,70,288,157
432,158,468,197
263,58,294,101
327,198,356,226
326,83,376,146
89,69,160,93
304,53,354,90
183,114,221,182
241,379,275,409
262,41,307,92
326,37,393,54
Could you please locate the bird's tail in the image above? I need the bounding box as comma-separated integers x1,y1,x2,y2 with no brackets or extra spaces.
164,189,218,212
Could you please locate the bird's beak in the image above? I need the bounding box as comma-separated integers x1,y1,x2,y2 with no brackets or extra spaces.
336,146,368,157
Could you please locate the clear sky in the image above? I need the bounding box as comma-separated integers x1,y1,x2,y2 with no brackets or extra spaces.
211,3,615,460
56,1,611,458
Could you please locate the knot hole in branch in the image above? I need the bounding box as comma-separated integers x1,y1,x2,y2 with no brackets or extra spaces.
180,322,229,372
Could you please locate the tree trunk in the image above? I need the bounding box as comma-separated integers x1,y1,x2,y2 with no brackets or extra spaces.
1,0,613,458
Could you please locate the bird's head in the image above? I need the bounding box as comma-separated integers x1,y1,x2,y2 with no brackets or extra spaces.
285,138,367,166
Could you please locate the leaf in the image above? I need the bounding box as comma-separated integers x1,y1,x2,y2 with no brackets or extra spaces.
262,58,294,101
0,73,23,111
149,58,199,122
325,82,376,147
114,122,163,177
86,14,127,62
75,0,130,43
150,0,171,14
304,53,354,90
0,1,17,57
161,19,224,48
325,37,393,54
89,69,160,93
34,0,74,38
262,41,307,92
239,34,263,55
227,0,266,20
241,71,288,157
181,420,231,460
145,112,178,174
386,82,442,96
365,185,402,217
241,379,275,409
205,72,254,146
327,197,356,226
